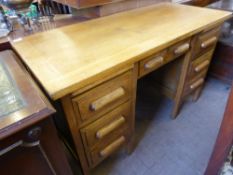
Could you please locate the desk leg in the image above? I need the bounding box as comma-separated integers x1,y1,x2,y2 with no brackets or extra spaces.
61,96,90,175
172,51,193,118
172,36,198,118
127,63,138,154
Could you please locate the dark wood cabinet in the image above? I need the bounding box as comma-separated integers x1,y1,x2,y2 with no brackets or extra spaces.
205,84,233,175
79,0,122,8
183,0,219,6
0,118,69,175
52,0,123,9
0,50,73,175
1,146,54,175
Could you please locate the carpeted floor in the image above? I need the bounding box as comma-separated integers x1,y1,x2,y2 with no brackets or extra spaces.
91,77,231,175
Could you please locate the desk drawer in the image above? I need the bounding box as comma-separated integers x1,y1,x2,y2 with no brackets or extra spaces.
89,135,127,167
183,71,206,97
80,101,131,150
188,49,214,79
139,50,167,77
72,71,133,123
193,26,220,59
168,39,190,59
139,39,190,78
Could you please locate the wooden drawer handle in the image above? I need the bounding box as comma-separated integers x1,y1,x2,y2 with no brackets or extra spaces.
195,60,210,72
90,87,125,111
99,136,125,157
190,78,204,90
96,116,126,139
144,56,164,69
174,43,190,55
201,37,217,49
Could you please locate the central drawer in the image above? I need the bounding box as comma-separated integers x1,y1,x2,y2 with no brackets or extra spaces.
139,38,190,78
72,71,133,124
139,49,167,77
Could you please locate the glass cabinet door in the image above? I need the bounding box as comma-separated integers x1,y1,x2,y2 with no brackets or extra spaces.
0,60,26,118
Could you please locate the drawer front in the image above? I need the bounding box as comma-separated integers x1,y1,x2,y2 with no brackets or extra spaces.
139,39,190,78
183,71,206,97
188,49,214,79
193,26,220,59
72,71,133,123
80,101,131,150
139,50,167,77
89,135,127,167
168,39,191,59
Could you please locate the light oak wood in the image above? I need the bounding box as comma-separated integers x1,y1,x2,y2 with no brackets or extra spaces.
190,78,204,90
12,3,232,100
171,43,193,117
72,70,132,125
89,134,127,167
193,26,221,58
139,38,191,79
62,69,137,174
183,70,207,97
195,60,210,72
126,63,138,154
144,56,164,69
139,50,167,78
99,136,125,157
81,101,133,168
80,101,131,149
61,95,90,175
90,87,125,112
201,36,217,49
149,25,220,117
189,49,215,78
192,86,203,102
167,38,191,61
10,3,232,174
174,43,190,55
71,65,133,97
96,116,126,139
188,27,220,104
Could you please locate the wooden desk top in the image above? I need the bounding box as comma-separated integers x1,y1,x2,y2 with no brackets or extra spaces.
0,15,87,45
12,3,232,100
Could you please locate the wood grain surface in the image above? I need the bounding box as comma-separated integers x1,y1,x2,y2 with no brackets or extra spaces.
12,3,232,100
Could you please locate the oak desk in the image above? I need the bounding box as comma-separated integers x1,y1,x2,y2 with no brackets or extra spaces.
11,3,231,174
